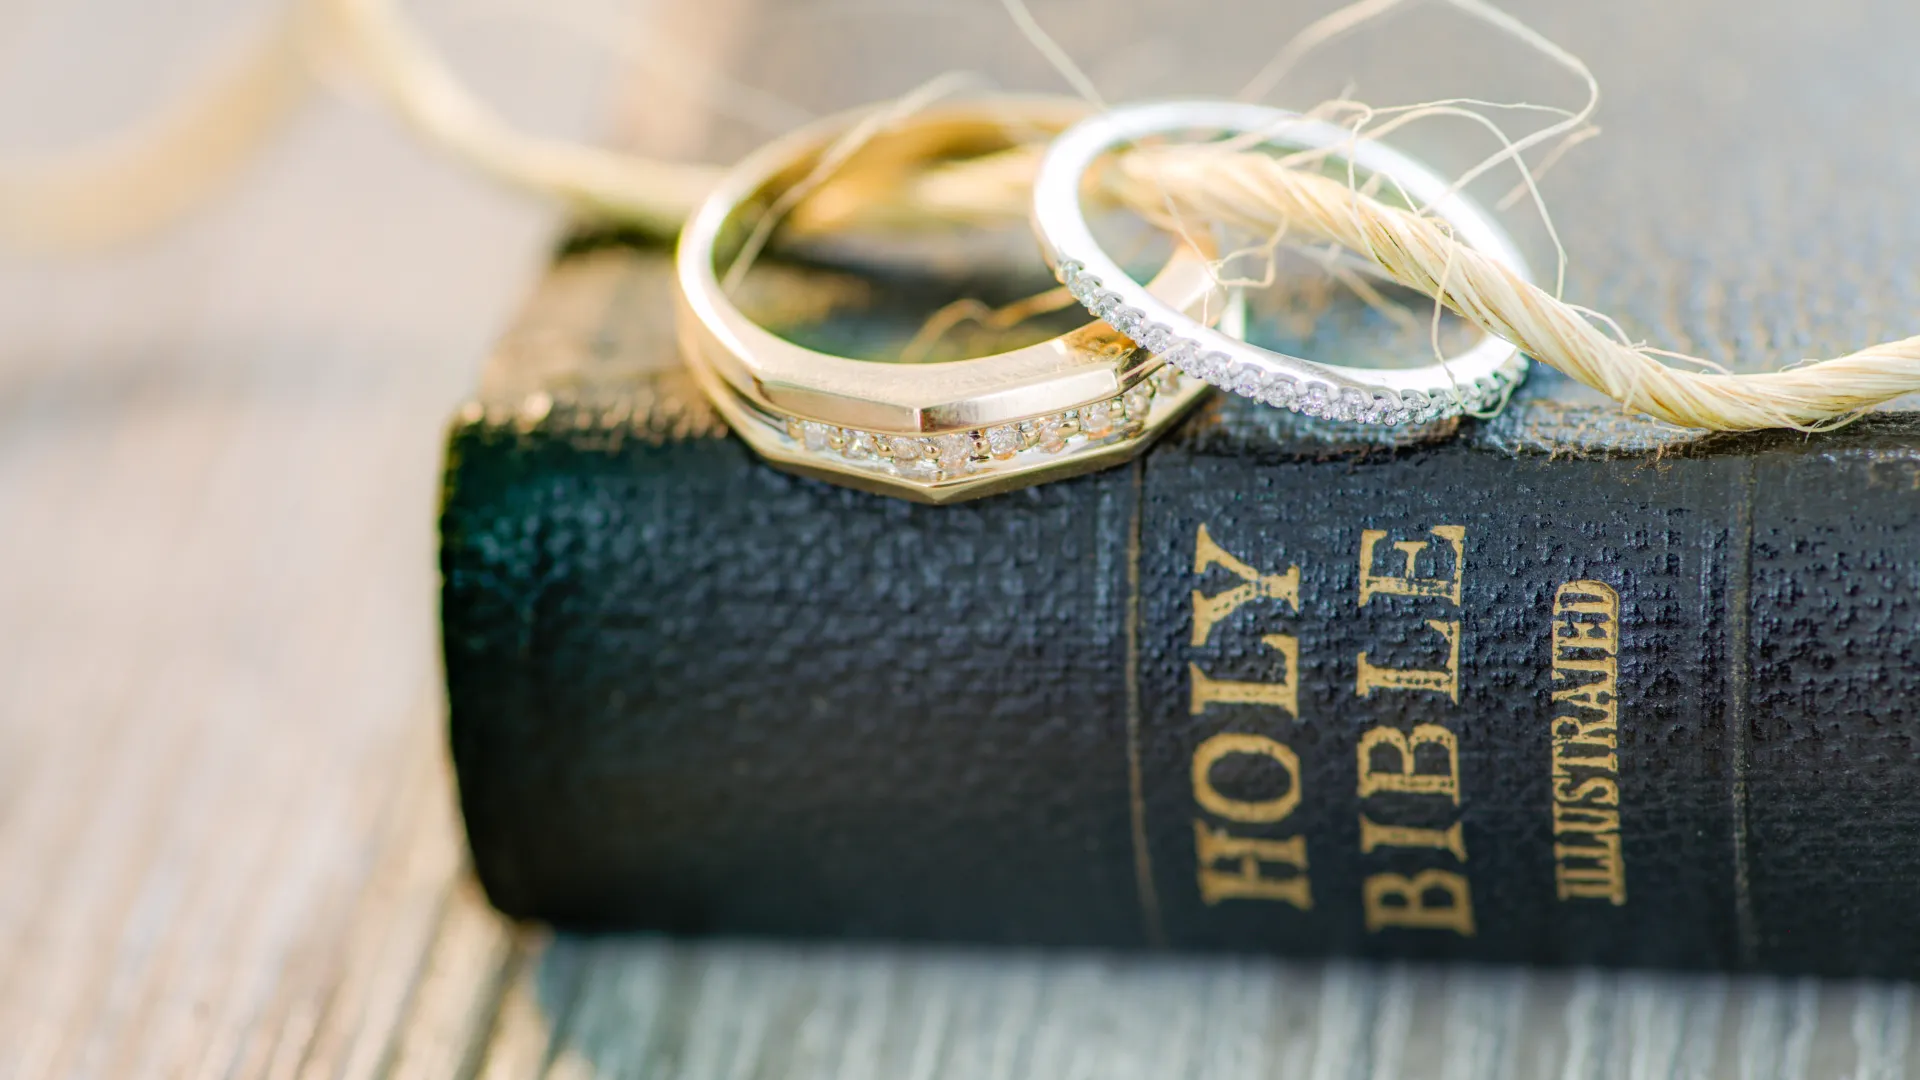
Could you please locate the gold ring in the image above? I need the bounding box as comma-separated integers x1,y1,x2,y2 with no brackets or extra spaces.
673,95,1232,503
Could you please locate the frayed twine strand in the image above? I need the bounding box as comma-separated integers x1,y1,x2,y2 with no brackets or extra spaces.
3,0,1918,432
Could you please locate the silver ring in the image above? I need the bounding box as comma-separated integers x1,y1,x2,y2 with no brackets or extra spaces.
1030,100,1532,425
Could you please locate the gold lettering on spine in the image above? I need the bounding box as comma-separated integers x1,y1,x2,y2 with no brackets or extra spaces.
1555,834,1627,902
1362,869,1476,934
1192,524,1301,646
1356,724,1461,803
1194,823,1312,908
1549,580,1627,905
1552,803,1620,834
1191,733,1302,824
1353,525,1474,937
1189,634,1299,717
1554,712,1617,750
1356,620,1461,701
1185,524,1313,912
1359,816,1467,860
1358,525,1465,606
1552,772,1618,806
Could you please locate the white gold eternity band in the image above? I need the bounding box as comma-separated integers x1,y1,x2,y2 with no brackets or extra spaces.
1029,99,1533,426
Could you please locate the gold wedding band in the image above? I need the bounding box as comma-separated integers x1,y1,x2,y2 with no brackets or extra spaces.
674,96,1232,503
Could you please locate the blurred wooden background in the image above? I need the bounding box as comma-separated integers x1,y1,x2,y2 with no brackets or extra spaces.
2,1,1917,1077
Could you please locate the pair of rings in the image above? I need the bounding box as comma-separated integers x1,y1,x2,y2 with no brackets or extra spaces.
676,96,1531,503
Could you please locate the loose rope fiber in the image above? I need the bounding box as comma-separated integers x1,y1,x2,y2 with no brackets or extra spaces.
1108,145,1920,431
4,0,1919,431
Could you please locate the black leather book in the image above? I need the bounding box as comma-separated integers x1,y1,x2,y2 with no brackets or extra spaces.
441,0,1920,976
442,243,1920,976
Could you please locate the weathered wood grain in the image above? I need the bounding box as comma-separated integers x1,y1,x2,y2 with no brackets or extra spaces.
2,1,1919,1078
0,2,616,1076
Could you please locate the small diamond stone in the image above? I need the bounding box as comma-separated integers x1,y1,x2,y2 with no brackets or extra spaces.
1057,259,1083,284
1109,306,1147,338
887,435,927,461
1227,362,1265,398
985,425,1023,458
895,457,938,480
1194,351,1232,382
1081,400,1115,437
1091,291,1124,319
1402,390,1430,419
1300,383,1330,416
1364,392,1396,423
1162,341,1197,371
1034,416,1068,453
934,432,975,472
1140,324,1175,354
800,421,831,453
845,431,877,459
1336,388,1370,421
1122,385,1154,419
1068,273,1101,303
1264,375,1298,407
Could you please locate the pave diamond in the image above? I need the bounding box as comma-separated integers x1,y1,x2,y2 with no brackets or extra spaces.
1301,383,1330,416
766,361,1191,483
1337,388,1370,422
1048,210,1529,430
1226,362,1266,398
1034,416,1068,453
1109,306,1147,338
934,433,975,472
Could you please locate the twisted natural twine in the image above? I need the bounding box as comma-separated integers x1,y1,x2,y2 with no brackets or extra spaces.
5,0,1919,431
1110,146,1920,431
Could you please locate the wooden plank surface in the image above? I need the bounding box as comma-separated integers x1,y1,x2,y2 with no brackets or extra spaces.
2,1,1919,1077
0,2,619,1075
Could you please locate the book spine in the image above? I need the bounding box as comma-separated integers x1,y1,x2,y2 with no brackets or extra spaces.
440,400,1920,977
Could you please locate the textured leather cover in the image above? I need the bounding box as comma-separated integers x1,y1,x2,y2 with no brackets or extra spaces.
442,0,1920,975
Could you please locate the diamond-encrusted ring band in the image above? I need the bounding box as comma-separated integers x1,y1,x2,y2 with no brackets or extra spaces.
1031,100,1533,425
675,96,1239,503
